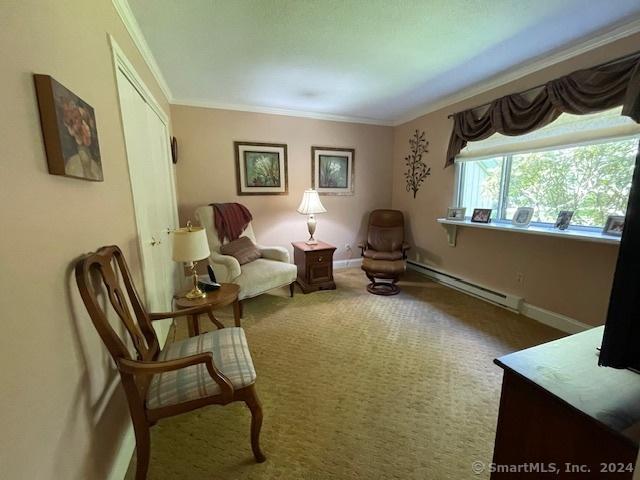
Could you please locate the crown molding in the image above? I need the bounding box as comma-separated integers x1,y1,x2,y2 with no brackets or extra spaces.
111,0,173,102
171,98,394,126
391,17,640,126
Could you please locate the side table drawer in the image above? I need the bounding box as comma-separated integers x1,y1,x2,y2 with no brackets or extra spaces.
308,250,331,265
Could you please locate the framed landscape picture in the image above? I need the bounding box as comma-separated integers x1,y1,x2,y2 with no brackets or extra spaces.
312,147,354,195
33,74,103,181
234,142,288,195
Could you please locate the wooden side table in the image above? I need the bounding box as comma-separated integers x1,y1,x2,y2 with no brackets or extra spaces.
292,241,337,293
174,283,241,336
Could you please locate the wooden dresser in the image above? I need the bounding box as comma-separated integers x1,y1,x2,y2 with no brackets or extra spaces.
292,241,336,293
492,327,640,479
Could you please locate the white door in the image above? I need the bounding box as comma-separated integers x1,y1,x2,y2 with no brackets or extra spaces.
116,67,178,315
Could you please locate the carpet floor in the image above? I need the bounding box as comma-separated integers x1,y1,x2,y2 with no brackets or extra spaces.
126,268,563,480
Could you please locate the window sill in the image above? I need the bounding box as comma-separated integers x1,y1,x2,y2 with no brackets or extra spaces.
436,218,621,247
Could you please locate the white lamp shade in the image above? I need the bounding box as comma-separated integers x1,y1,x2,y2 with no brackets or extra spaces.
172,226,211,262
297,189,327,215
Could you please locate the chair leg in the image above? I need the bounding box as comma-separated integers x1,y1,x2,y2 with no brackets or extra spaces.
244,385,266,463
289,282,295,298
133,422,151,480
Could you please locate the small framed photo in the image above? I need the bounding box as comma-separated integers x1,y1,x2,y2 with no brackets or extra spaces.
234,142,288,195
512,207,534,227
446,207,466,221
312,146,354,195
554,211,574,230
471,208,492,223
603,215,625,236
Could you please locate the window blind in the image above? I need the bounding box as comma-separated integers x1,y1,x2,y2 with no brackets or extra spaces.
456,107,640,162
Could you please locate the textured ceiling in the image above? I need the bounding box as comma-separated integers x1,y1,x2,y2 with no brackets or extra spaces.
127,0,640,124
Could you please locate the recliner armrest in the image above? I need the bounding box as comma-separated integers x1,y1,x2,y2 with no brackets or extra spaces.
357,241,367,257
401,243,411,259
209,251,241,282
257,245,290,263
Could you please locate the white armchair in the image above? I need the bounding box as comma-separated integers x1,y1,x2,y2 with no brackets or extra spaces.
195,206,297,302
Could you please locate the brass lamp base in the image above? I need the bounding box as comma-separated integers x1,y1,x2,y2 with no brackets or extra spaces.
184,261,206,299
185,286,206,299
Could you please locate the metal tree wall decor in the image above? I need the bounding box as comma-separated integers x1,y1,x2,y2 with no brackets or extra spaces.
404,129,430,198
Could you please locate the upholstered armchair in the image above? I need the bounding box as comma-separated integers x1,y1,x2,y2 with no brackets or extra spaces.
195,206,297,303
359,209,410,295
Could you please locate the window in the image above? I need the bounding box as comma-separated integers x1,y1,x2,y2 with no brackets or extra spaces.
456,109,640,229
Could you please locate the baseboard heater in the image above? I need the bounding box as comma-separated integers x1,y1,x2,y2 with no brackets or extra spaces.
407,260,523,312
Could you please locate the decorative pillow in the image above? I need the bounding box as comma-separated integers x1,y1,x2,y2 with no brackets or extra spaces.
220,236,261,265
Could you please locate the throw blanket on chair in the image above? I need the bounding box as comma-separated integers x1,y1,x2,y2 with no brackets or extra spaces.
211,203,253,243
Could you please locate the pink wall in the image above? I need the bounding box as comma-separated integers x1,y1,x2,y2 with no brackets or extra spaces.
171,105,394,261
391,32,640,326
0,0,170,478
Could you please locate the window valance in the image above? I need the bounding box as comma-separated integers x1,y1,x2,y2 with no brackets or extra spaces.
445,52,640,168
456,107,640,162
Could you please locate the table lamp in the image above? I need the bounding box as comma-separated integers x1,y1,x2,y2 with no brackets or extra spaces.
172,221,211,299
297,189,327,244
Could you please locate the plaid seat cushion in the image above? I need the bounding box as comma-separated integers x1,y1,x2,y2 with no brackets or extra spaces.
147,327,256,409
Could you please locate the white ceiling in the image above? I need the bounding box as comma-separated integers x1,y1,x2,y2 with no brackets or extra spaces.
126,0,640,125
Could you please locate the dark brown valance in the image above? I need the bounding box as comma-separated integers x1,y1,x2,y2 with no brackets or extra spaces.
445,52,640,167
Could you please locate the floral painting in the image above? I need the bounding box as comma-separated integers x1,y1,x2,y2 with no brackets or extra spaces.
312,147,354,195
244,151,281,187
234,142,288,195
34,74,103,181
319,155,348,188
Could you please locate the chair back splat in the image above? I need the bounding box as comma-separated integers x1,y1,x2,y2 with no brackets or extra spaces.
75,246,159,403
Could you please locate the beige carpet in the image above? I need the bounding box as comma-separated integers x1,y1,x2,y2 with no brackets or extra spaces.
126,268,563,480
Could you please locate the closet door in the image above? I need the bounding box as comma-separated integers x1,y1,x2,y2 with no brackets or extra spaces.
145,104,179,309
116,68,177,313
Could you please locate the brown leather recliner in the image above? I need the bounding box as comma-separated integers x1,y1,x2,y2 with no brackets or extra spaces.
359,209,410,295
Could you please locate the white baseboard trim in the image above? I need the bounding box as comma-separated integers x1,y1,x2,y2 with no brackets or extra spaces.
106,320,172,480
520,303,591,334
407,260,591,334
107,424,135,480
334,258,363,270
407,261,523,311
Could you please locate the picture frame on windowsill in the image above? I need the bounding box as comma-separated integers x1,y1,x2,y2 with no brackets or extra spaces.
471,208,492,223
446,207,466,221
554,210,574,231
512,207,534,227
603,215,625,236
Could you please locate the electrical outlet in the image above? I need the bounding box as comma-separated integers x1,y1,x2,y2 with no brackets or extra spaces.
516,272,525,285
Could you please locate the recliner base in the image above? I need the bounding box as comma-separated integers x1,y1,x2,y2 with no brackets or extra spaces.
366,281,400,296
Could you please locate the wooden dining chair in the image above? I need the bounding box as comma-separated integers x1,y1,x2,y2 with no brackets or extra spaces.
75,245,265,480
